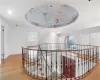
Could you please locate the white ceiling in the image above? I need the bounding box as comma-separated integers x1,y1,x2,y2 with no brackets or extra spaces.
0,0,100,34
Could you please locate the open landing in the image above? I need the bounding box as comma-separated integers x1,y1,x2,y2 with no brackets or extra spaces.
0,54,100,80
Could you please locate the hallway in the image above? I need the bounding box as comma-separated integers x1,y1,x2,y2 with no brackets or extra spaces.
0,54,100,80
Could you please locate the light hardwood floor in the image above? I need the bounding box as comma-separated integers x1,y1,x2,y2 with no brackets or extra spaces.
0,54,39,80
0,54,100,80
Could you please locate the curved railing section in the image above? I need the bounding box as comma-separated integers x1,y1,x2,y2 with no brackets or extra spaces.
22,43,99,80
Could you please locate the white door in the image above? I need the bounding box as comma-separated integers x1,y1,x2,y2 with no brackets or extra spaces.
1,26,4,62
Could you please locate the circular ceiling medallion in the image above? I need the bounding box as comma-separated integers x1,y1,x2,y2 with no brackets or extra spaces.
25,4,79,28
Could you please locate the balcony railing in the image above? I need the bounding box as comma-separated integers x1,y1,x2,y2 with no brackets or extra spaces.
22,43,99,80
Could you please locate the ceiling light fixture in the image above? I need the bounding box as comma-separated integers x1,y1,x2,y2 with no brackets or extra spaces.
8,9,12,15
88,0,91,1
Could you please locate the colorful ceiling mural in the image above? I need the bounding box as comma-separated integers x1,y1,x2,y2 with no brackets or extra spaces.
25,4,79,28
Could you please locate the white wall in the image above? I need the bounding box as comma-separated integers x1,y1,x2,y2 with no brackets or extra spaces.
91,33,100,46
7,27,27,55
71,32,100,58
72,32,100,46
58,36,65,43
41,32,59,50
44,32,58,43
73,34,90,45
7,27,60,55
7,27,40,55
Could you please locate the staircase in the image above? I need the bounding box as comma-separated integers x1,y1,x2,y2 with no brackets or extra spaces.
22,43,99,80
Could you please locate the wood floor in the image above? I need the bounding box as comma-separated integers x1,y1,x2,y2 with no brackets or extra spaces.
0,54,39,80
0,54,100,80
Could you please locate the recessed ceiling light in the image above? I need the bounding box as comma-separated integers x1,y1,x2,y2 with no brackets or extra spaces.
8,9,12,15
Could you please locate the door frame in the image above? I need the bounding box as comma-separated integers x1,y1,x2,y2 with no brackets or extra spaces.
1,25,5,63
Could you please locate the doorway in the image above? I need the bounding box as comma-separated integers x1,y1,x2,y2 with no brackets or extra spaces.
1,26,4,63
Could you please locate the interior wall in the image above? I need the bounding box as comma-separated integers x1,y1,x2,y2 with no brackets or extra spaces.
7,27,40,55
43,32,58,43
71,32,100,58
72,33,100,46
7,27,39,55
7,27,60,55
41,32,59,50
90,33,100,46
58,36,65,43
70,33,90,45
7,27,27,55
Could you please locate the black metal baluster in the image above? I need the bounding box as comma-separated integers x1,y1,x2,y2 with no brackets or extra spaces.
95,47,97,64
66,51,67,80
61,51,62,80
77,45,79,78
91,47,93,69
30,49,32,75
51,51,52,80
84,46,85,76
28,49,30,74
90,48,92,70
25,49,27,72
89,48,90,71
23,48,25,68
70,53,72,80
83,46,85,76
74,56,76,80
89,48,91,71
79,45,81,78
84,49,86,76
24,48,26,69
43,51,45,79
97,47,99,63
41,50,43,77
70,45,73,80
37,50,38,78
78,50,79,79
86,46,87,73
88,49,89,72
22,47,24,68
25,49,26,72
96,47,98,63
28,49,31,74
23,48,25,69
46,51,47,80
33,50,35,76
56,50,57,80
27,49,29,73
95,47,96,65
26,49,28,73
81,46,83,78
90,47,91,71
24,48,25,68
92,47,95,67
92,47,94,67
